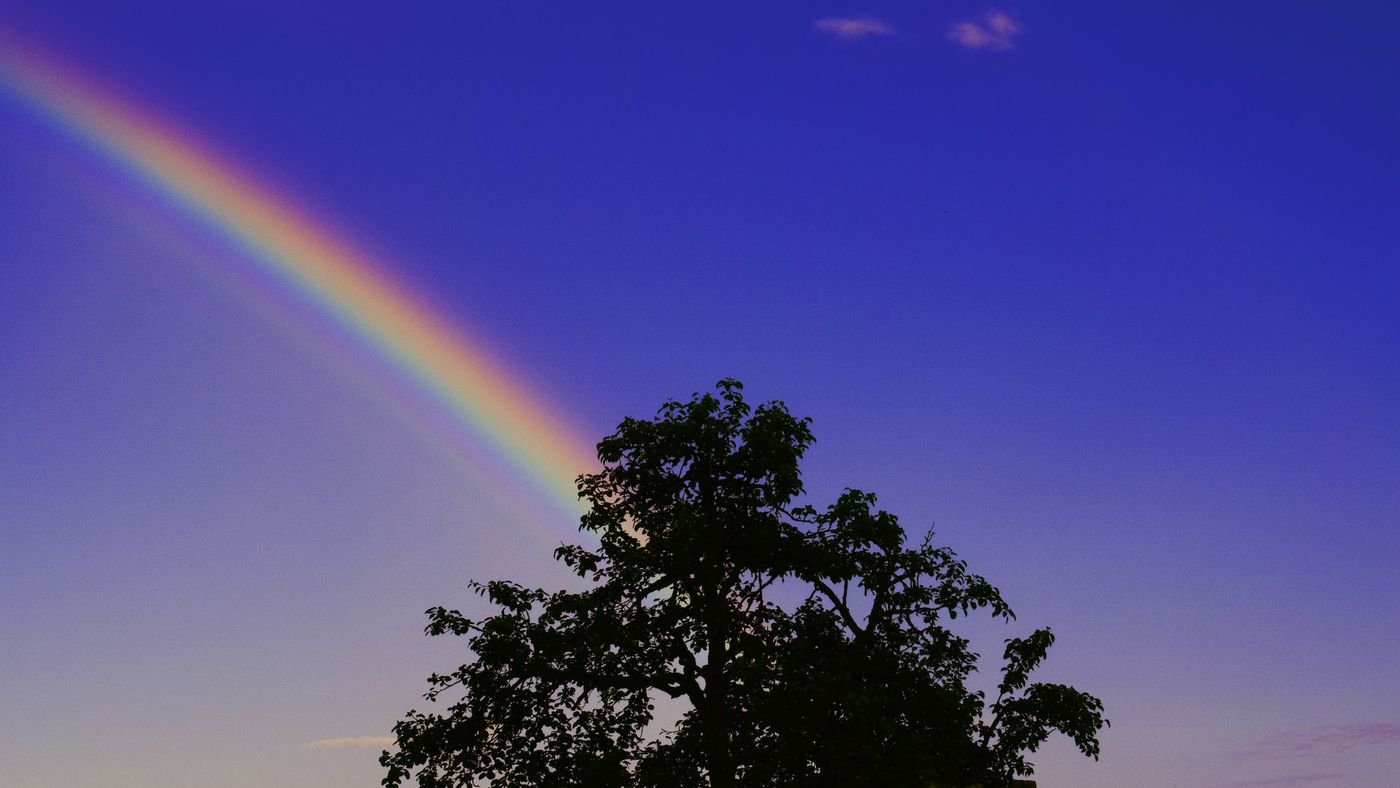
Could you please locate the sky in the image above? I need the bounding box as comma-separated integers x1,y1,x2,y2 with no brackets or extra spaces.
1,2,1397,786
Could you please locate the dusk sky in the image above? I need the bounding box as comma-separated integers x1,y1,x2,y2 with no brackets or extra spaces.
2,2,1398,786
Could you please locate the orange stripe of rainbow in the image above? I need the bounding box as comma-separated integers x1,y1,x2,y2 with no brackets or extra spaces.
0,34,596,529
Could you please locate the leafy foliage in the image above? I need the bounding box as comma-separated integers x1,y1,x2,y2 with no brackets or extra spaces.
383,380,1107,787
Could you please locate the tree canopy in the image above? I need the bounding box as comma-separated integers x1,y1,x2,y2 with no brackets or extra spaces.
383,380,1107,787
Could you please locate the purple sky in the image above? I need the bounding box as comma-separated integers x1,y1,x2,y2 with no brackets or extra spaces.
2,3,1398,786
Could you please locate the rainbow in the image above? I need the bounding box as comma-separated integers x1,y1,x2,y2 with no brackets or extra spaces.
0,34,596,532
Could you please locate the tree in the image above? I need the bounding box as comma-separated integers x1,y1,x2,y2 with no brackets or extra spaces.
382,380,1107,787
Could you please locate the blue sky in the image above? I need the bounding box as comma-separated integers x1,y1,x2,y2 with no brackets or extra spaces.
2,2,1398,786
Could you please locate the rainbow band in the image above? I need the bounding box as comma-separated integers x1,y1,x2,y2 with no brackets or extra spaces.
0,35,594,529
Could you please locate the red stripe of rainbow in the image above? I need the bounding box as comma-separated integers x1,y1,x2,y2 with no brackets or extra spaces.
0,35,596,528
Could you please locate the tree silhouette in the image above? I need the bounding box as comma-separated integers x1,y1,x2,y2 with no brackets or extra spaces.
383,380,1106,787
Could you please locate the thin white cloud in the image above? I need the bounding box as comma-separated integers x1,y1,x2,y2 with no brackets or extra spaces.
1217,775,1347,788
1244,722,1400,759
814,17,897,41
947,9,1024,52
302,735,396,751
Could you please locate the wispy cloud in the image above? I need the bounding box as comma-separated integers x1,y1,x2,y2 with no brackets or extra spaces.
302,736,396,751
813,17,897,41
1217,774,1347,788
947,9,1024,52
1244,722,1400,759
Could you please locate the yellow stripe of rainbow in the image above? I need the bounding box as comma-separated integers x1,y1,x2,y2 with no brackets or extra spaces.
0,33,595,529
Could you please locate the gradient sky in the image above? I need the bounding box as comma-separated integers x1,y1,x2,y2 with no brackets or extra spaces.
2,2,1398,786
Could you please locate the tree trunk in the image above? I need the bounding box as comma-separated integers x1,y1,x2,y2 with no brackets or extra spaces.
700,466,734,788
703,646,732,788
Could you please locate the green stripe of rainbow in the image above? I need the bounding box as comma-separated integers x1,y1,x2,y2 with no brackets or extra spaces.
0,35,595,528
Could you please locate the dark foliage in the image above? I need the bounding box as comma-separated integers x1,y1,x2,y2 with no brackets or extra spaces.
383,380,1106,787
